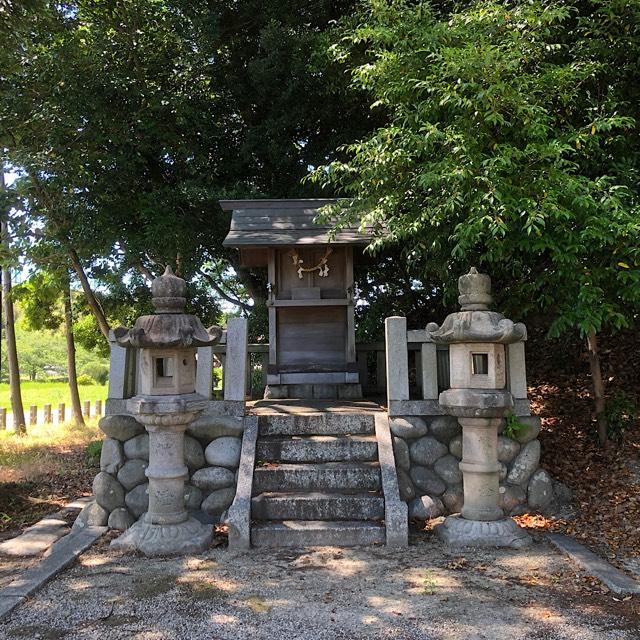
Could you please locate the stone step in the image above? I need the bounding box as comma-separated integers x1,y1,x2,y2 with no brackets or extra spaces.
253,462,381,494
252,492,385,521
251,520,386,547
258,413,375,437
256,435,378,463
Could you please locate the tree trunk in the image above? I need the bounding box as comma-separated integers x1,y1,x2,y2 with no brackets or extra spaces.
68,247,110,341
586,329,608,447
1,215,26,433
64,275,84,427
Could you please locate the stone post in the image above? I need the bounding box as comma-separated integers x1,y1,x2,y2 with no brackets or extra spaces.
224,317,248,403
29,405,37,426
83,400,91,418
44,404,52,424
385,316,409,401
428,268,531,548
421,341,439,400
109,266,222,557
58,403,65,424
195,346,214,398
0,408,6,429
95,400,102,416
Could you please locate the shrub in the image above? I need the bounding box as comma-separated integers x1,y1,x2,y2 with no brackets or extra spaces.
81,362,109,385
605,391,637,440
85,440,102,466
76,373,95,386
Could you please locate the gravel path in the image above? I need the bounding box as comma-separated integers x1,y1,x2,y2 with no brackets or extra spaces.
0,531,638,640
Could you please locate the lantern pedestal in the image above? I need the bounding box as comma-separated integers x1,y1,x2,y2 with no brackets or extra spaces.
435,514,531,549
111,394,213,557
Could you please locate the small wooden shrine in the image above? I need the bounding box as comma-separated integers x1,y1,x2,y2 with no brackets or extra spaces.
221,199,373,399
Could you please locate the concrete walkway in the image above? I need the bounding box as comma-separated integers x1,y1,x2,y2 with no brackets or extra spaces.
0,531,638,639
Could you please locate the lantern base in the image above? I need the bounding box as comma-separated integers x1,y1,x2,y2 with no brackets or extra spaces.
434,514,531,549
111,516,213,557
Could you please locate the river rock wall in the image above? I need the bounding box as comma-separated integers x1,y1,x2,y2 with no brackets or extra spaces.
390,413,572,520
75,411,243,531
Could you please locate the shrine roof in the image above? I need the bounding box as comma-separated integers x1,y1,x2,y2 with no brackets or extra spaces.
220,199,374,246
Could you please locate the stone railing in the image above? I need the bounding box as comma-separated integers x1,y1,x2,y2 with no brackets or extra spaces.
384,317,529,417
355,340,449,399
107,316,249,417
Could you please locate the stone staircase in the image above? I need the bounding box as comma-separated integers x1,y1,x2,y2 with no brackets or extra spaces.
231,401,407,548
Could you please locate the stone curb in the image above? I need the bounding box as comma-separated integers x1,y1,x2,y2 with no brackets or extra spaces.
227,416,258,550
0,496,92,558
548,533,640,596
374,413,408,548
0,525,107,620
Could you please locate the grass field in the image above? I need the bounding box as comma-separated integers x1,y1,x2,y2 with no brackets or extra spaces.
0,381,108,413
0,419,101,532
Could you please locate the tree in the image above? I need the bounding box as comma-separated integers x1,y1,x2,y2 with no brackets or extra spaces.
312,0,640,446
0,1,377,338
1,172,26,433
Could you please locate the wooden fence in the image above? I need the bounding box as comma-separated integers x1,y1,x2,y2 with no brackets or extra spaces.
0,399,104,430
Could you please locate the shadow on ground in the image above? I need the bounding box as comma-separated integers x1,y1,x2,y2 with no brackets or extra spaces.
1,529,638,640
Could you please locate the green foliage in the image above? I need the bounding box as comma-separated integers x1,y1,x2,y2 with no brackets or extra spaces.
76,374,95,386
604,391,637,440
85,440,102,467
80,363,109,386
503,413,527,440
312,0,640,338
1,0,375,325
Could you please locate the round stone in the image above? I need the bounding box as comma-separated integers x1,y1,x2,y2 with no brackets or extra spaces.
506,440,541,486
396,469,416,502
409,495,445,519
99,414,145,441
204,437,242,469
184,436,206,471
73,501,108,531
527,469,554,510
123,434,149,461
409,466,446,496
390,416,428,439
409,436,448,466
117,459,148,491
184,484,203,511
108,508,135,531
187,415,244,442
429,416,460,443
125,483,149,518
100,438,124,475
191,466,235,493
201,487,236,515
93,472,125,512
392,437,411,471
497,436,521,463
442,485,464,513
449,435,462,459
500,484,526,512
433,455,462,486
514,416,541,444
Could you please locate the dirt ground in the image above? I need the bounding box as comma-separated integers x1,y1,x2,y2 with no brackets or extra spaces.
0,529,638,640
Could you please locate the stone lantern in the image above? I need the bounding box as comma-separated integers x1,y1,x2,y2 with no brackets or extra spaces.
427,268,531,548
111,266,222,556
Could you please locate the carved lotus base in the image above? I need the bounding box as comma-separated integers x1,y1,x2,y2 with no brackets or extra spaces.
110,516,213,557
434,514,531,549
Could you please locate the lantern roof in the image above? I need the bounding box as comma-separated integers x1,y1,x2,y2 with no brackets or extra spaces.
114,266,222,349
